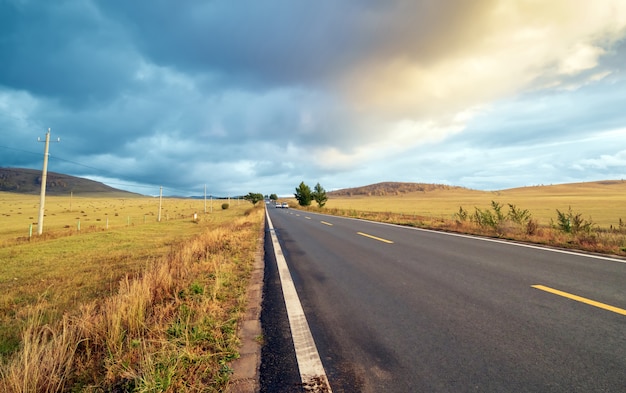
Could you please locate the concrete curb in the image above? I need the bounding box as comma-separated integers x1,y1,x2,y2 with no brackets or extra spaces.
227,217,265,392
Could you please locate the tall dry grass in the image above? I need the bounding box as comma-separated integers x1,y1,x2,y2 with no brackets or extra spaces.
0,205,264,392
319,206,626,256
0,308,81,393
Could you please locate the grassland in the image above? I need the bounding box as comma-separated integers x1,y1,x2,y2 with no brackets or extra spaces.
0,192,264,391
315,180,626,256
325,181,626,227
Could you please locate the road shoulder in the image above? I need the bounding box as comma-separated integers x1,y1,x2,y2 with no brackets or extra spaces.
227,217,265,392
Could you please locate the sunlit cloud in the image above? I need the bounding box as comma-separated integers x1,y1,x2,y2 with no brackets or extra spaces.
341,0,626,123
1,1,626,195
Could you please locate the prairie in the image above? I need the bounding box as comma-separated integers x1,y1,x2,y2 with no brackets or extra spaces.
0,192,230,242
301,180,626,256
0,192,263,391
325,180,626,228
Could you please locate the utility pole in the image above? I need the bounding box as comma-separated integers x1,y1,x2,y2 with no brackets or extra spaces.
37,128,60,235
157,186,163,222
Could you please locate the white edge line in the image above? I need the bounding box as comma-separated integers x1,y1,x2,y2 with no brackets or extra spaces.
266,209,333,391
297,210,626,264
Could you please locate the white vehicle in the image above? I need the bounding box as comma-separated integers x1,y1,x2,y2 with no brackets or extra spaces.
282,202,289,209
275,201,282,208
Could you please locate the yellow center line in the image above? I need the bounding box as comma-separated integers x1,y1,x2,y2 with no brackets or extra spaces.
357,232,394,244
321,221,333,226
532,285,626,316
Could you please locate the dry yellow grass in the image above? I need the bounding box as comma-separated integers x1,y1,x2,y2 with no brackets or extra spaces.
0,192,264,391
325,180,626,228
291,180,626,256
0,193,244,356
0,192,234,242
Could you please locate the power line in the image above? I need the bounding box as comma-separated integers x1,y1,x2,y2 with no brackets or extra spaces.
0,144,43,157
1,144,211,196
48,154,109,173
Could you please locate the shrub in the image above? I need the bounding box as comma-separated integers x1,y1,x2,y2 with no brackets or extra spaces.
455,206,468,222
471,201,533,236
507,204,531,226
472,201,504,231
554,206,594,234
221,203,229,210
526,219,538,236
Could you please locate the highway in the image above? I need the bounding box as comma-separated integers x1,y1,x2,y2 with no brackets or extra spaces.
260,206,626,392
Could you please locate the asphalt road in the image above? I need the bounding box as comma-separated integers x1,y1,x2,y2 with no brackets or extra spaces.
260,206,626,392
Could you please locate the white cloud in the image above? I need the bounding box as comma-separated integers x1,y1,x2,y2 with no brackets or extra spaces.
558,43,606,75
576,150,626,170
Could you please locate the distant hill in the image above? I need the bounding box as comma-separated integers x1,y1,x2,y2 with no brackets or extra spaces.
328,181,466,197
0,167,140,196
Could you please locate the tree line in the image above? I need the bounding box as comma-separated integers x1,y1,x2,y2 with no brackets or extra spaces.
243,181,328,208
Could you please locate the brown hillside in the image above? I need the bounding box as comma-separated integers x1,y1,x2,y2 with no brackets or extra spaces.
328,181,465,197
0,167,139,196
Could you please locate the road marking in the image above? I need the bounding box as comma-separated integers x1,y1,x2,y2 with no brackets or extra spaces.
305,216,311,220
321,221,333,226
532,285,626,316
291,209,625,264
266,209,333,391
357,232,394,244
316,212,626,265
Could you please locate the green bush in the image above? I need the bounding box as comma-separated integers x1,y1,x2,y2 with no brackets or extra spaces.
470,201,533,235
221,203,229,210
455,206,469,222
507,203,531,225
472,201,504,230
554,206,594,234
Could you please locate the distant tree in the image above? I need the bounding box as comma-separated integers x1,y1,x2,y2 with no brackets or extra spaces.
269,193,278,201
312,182,328,207
294,181,312,206
244,192,264,205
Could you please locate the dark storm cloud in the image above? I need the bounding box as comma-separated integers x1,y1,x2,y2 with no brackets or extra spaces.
0,1,138,107
93,0,492,88
1,0,626,195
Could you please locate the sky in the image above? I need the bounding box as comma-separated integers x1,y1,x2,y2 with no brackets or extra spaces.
1,0,626,197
